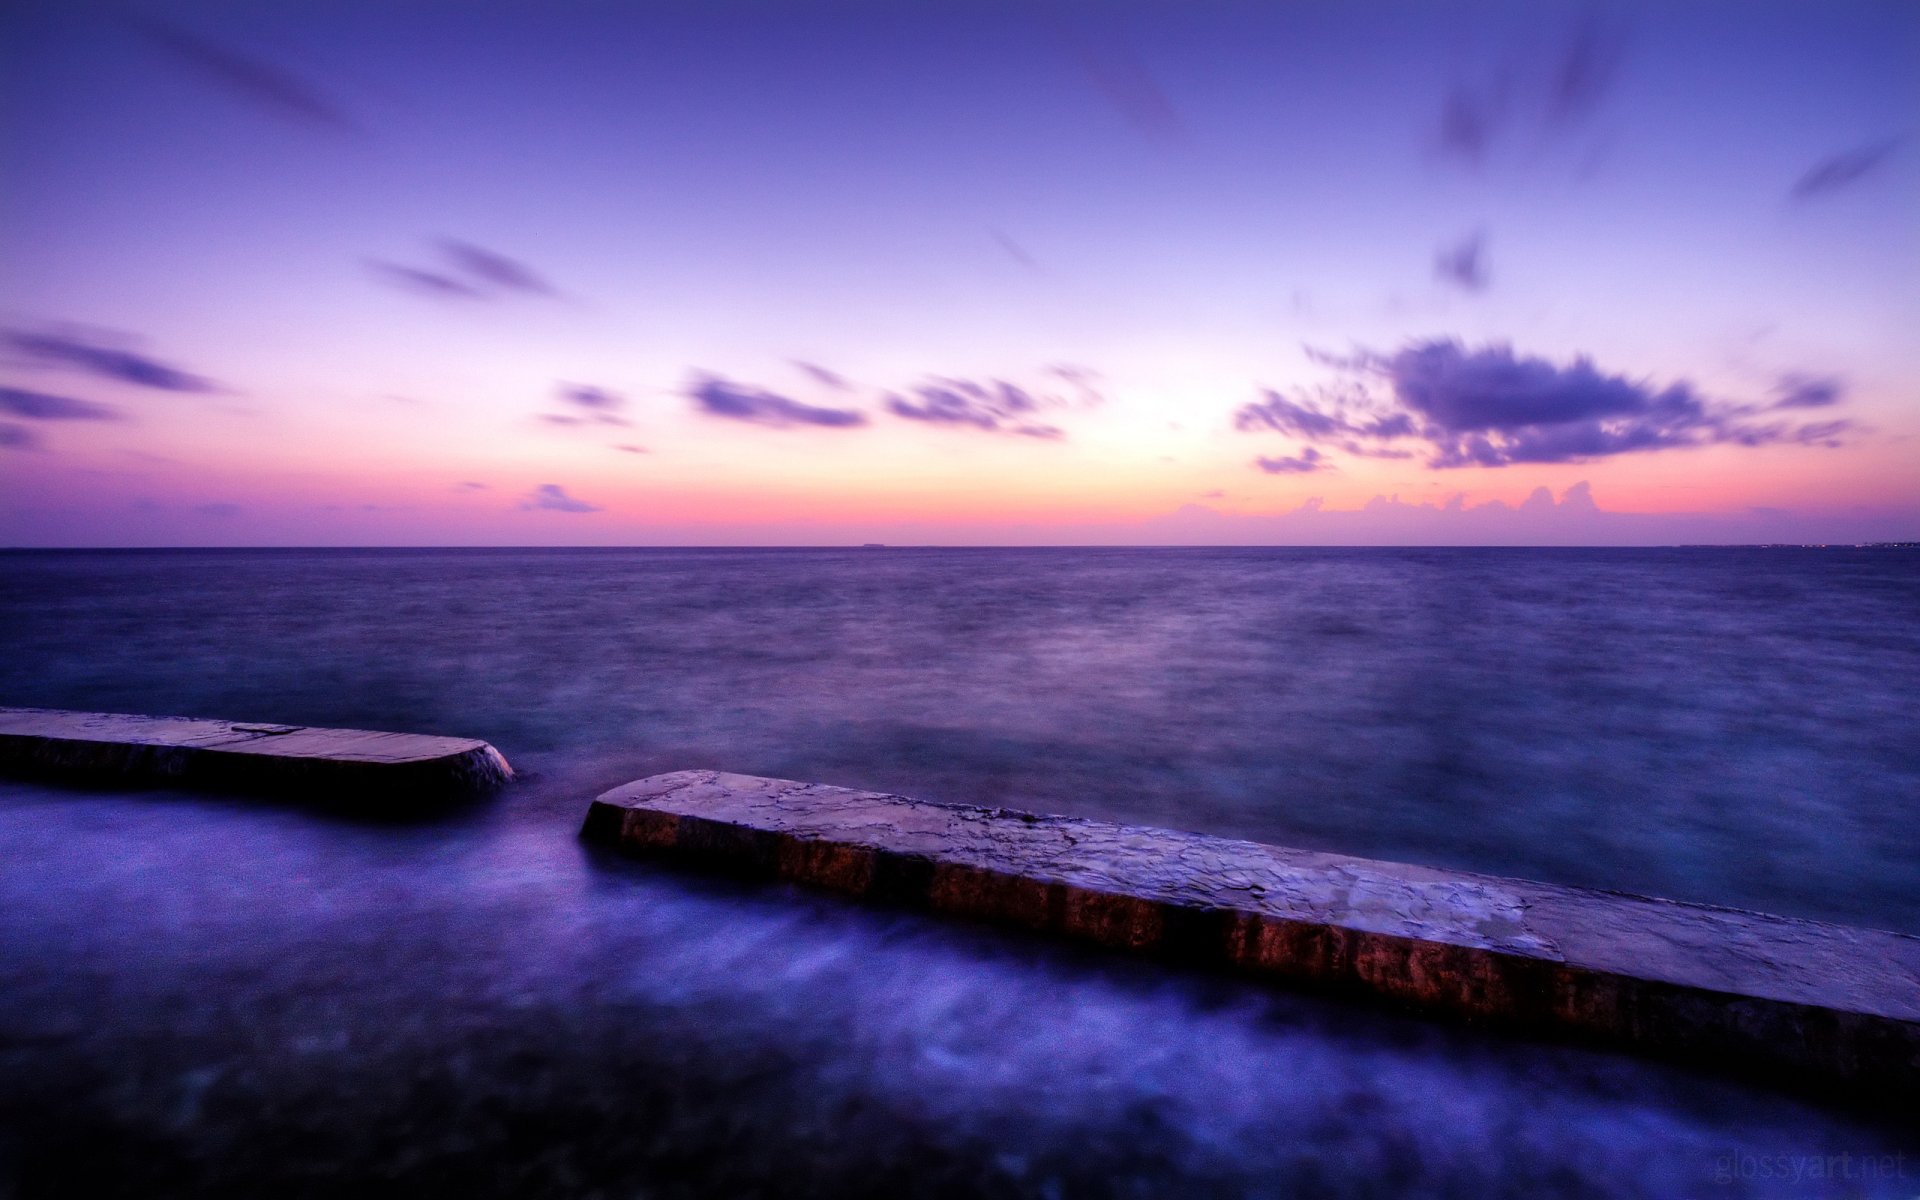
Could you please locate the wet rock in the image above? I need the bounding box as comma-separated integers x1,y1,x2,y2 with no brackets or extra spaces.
0,706,512,802
585,770,1920,1106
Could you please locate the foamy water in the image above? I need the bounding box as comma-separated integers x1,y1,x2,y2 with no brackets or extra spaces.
2,548,1915,1195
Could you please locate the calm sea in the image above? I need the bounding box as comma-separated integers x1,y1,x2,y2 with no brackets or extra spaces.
2,547,1916,1196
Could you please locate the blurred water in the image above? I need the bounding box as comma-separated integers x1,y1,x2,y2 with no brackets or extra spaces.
1,547,1916,1196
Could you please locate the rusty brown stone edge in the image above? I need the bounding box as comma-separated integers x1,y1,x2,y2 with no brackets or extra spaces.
581,782,1920,1107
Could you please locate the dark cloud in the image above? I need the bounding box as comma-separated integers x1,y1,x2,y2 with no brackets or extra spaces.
1771,374,1845,410
439,240,554,296
0,423,43,451
1434,231,1489,292
128,15,353,132
3,329,218,393
688,375,868,429
1392,341,1662,431
1238,339,1853,469
885,377,1072,439
520,484,602,514
1791,139,1902,200
1255,448,1328,474
0,387,124,422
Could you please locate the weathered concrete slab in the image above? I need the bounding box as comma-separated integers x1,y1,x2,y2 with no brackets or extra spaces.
585,770,1920,1102
0,706,512,800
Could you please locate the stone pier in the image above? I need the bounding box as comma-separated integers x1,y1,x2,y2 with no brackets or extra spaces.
584,770,1920,1103
0,706,512,800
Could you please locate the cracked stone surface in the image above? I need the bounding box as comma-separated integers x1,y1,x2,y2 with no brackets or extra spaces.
587,769,1920,1103
0,706,512,799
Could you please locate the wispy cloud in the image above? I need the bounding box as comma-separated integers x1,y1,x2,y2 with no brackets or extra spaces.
990,229,1039,270
0,423,43,452
372,240,560,301
559,384,623,412
1237,339,1853,469
688,374,868,429
1436,18,1625,168
1439,83,1506,166
438,240,554,296
1434,231,1489,292
888,379,1044,436
1770,374,1845,410
792,361,853,391
538,383,630,429
883,371,1096,440
1255,448,1328,474
369,263,485,300
520,483,602,513
1791,138,1902,200
1546,19,1626,127
128,15,353,132
1069,30,1183,142
0,387,124,422
3,328,218,393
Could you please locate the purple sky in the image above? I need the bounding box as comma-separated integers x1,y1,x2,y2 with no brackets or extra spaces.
1,0,1915,545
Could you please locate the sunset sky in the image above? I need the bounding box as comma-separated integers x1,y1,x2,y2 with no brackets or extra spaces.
2,0,1914,546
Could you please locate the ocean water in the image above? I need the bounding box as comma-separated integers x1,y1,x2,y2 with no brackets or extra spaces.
1,547,1916,1196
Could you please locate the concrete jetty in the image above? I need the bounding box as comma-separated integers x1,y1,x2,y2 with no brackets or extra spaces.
585,770,1920,1102
0,706,512,800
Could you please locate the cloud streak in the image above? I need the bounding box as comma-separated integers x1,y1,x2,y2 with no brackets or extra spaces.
439,240,554,296
1255,448,1328,474
885,378,1065,439
1791,138,1902,200
0,388,124,422
560,384,622,412
1771,375,1845,410
3,329,218,393
1237,339,1853,470
128,15,353,132
369,263,485,300
688,374,868,429
372,240,560,302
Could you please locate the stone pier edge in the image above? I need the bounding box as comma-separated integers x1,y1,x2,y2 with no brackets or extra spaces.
582,780,1920,1107
0,706,512,800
